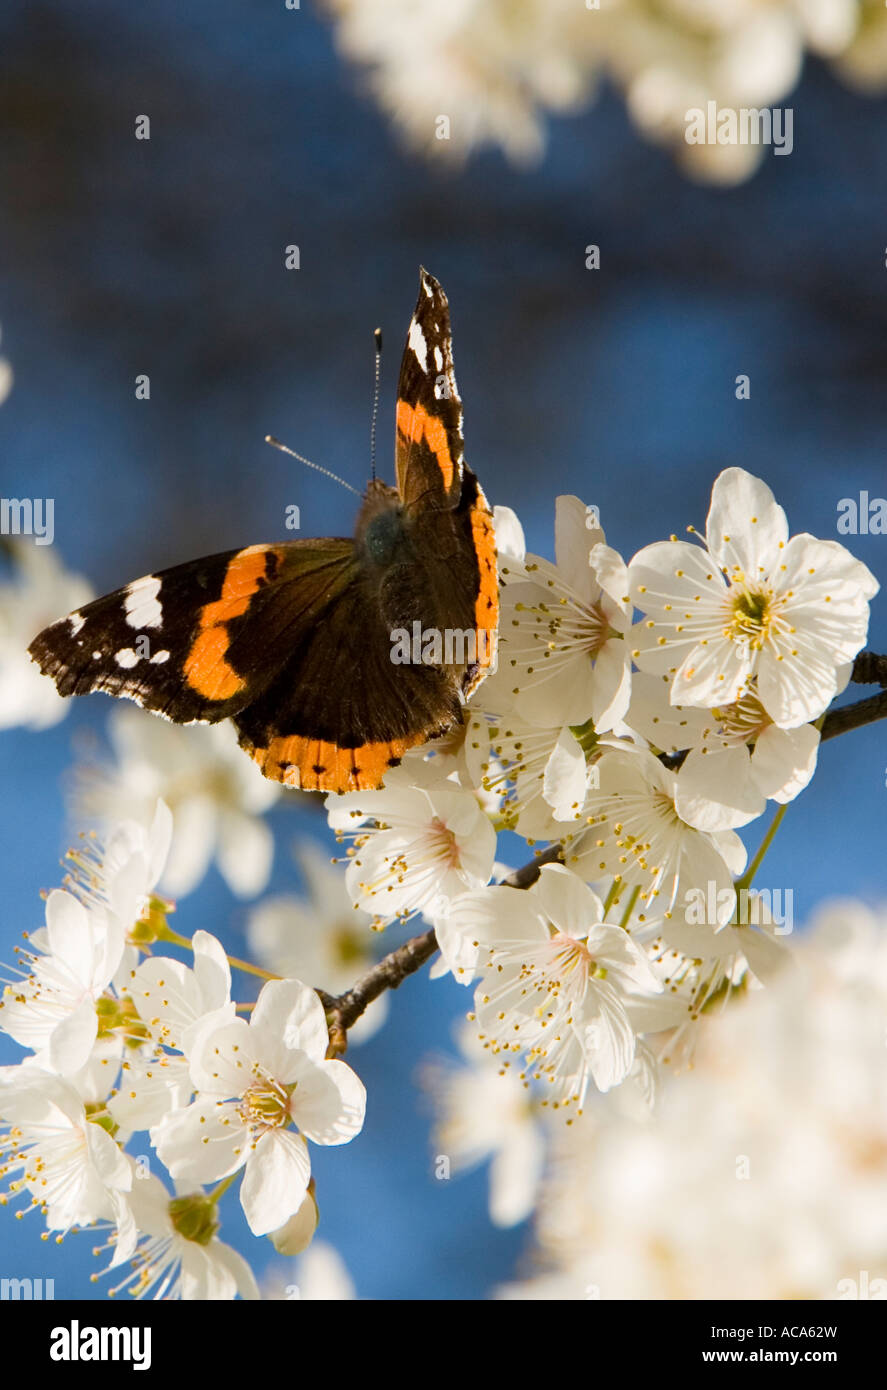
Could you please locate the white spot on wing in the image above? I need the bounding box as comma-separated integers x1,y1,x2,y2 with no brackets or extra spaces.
115,647,140,669
124,575,163,630
69,612,85,636
150,649,170,664
433,346,443,371
408,318,428,373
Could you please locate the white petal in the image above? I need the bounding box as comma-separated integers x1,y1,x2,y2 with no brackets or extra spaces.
542,728,588,821
554,494,597,598
705,467,788,577
676,746,767,831
751,722,820,803
532,863,605,937
48,999,99,1076
488,1128,546,1228
493,505,525,562
154,1100,245,1183
291,1057,367,1146
239,1129,310,1236
251,978,330,1069
191,930,232,1011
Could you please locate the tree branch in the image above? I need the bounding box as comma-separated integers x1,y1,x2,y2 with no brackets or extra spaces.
320,649,887,1048
319,928,438,1056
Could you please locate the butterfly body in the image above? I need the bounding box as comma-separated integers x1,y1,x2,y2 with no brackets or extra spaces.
29,270,499,793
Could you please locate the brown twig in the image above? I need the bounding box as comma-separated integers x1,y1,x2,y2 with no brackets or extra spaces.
319,928,438,1056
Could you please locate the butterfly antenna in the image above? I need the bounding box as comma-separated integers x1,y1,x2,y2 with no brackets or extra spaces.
264,436,362,497
371,327,382,482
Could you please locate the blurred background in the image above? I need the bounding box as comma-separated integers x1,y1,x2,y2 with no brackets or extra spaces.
1,0,886,1299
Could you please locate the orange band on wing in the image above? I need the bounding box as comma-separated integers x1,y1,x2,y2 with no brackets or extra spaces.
469,484,499,675
183,627,244,701
396,400,456,491
244,732,429,793
184,546,277,701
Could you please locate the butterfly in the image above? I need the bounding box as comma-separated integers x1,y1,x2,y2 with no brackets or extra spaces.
29,269,499,793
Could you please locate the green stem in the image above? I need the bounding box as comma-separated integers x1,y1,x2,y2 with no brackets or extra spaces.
617,884,641,931
157,925,279,981
601,880,622,915
735,802,788,893
207,1172,238,1205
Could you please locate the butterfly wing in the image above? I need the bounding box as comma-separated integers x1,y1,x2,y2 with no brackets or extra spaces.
233,566,461,792
28,540,356,724
394,268,499,696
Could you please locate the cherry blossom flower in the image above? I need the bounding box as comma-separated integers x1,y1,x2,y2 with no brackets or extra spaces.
484,495,632,734
449,864,662,1106
109,929,234,1133
463,710,591,839
626,671,821,830
629,467,878,728
0,804,172,1075
567,745,746,921
106,1174,259,1300
154,979,366,1236
327,761,496,929
0,1066,135,1260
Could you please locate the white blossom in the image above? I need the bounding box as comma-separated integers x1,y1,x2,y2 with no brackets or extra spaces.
75,707,278,898
106,1174,259,1300
154,979,366,1236
566,744,747,920
448,864,662,1107
629,467,877,728
0,544,93,731
0,1066,135,1260
328,760,496,929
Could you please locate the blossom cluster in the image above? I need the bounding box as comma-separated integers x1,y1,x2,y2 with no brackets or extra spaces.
323,0,887,182
0,803,365,1298
331,467,876,1117
496,899,887,1299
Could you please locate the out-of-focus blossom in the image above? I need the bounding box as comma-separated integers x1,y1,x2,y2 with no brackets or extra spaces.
324,0,886,183
74,706,278,898
0,321,12,405
248,842,386,1044
261,1241,356,1300
421,1024,546,1227
501,899,887,1299
0,545,93,730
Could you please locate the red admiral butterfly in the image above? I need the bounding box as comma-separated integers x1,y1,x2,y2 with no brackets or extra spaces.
29,270,499,793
